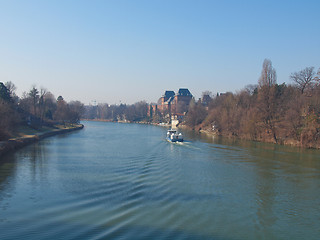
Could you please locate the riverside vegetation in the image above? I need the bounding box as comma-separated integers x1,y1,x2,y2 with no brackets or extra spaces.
84,59,320,149
0,82,84,141
4,60,318,149
186,60,320,149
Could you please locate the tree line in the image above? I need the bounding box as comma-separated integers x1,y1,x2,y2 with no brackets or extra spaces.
185,59,320,148
83,101,148,122
82,59,320,148
0,82,84,141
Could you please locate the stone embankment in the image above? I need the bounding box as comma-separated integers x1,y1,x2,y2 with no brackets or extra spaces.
0,124,84,158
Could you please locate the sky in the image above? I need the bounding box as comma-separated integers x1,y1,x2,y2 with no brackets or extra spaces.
0,0,319,104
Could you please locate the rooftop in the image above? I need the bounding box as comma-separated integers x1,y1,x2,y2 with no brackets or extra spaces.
163,90,175,98
178,88,192,97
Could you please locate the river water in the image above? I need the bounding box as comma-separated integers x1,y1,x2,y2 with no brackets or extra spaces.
0,121,319,240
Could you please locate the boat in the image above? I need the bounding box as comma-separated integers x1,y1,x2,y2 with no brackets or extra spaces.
166,129,183,142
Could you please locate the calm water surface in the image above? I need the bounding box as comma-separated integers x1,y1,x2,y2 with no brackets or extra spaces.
0,121,319,240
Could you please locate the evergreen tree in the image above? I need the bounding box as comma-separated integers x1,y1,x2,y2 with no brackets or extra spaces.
0,82,11,102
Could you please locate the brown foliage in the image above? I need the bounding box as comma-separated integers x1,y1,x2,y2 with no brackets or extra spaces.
186,61,320,148
300,111,320,148
185,99,207,129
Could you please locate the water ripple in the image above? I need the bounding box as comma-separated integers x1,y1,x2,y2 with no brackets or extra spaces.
1,121,320,240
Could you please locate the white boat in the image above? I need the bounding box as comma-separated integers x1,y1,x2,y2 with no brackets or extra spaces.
166,129,183,142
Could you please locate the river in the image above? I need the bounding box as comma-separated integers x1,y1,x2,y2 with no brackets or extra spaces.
0,121,319,240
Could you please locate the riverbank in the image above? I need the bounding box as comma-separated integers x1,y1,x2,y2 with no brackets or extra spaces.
0,124,84,158
83,119,171,127
197,127,320,149
83,119,320,149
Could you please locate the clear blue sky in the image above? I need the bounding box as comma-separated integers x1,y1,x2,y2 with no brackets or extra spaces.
0,0,319,104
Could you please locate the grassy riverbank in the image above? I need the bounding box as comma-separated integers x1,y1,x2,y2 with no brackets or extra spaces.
0,124,84,158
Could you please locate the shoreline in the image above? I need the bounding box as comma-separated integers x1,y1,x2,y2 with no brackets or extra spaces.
0,124,84,158
82,119,171,127
197,128,320,150
83,119,319,149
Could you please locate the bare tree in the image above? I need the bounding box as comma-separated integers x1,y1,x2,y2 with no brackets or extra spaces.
28,86,39,116
5,81,19,103
97,103,109,119
134,101,148,120
38,87,47,123
68,101,85,123
244,84,258,95
313,67,320,85
258,59,277,88
290,67,315,94
54,96,68,124
43,92,56,120
257,59,278,142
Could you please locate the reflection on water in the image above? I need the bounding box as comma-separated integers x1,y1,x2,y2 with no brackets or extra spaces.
0,121,320,240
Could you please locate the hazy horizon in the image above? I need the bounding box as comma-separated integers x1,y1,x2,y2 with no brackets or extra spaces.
1,0,319,104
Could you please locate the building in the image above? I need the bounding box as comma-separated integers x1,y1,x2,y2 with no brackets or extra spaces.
157,90,175,113
148,88,193,119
